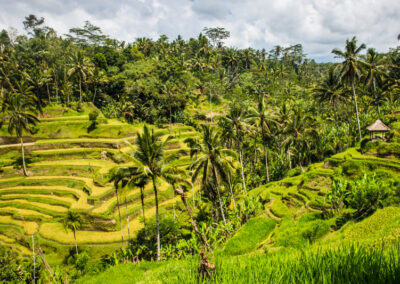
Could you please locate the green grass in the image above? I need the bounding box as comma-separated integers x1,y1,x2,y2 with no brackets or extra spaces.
80,242,400,284
223,217,276,255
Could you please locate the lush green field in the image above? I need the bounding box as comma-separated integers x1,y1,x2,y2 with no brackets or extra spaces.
80,241,400,283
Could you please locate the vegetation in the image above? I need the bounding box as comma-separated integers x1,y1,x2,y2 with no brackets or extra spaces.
1,13,400,283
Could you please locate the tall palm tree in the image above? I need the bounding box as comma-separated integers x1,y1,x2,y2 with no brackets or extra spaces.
68,51,93,103
313,66,347,126
3,82,39,176
90,67,108,103
332,36,366,140
222,104,249,192
63,210,83,255
248,95,278,182
185,125,236,225
132,125,183,261
364,48,386,114
109,165,149,240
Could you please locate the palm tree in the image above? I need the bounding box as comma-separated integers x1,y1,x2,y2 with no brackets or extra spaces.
109,165,149,240
332,36,366,140
313,66,347,126
90,67,108,103
364,48,386,114
222,104,249,192
68,51,93,103
248,95,278,182
3,82,39,176
185,124,236,225
132,125,183,261
63,210,83,255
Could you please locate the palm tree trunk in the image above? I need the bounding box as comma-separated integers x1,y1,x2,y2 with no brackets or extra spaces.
373,81,380,115
174,187,212,252
32,235,35,284
92,84,97,103
172,184,176,223
152,177,161,261
20,137,28,176
114,187,124,246
212,167,226,225
209,93,213,122
140,187,146,236
227,173,236,210
125,198,131,243
261,123,270,182
55,75,59,103
236,139,247,193
79,76,82,103
74,231,79,255
46,83,51,104
352,81,362,140
235,126,247,193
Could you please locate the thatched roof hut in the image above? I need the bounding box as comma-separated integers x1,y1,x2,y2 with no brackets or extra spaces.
366,119,390,132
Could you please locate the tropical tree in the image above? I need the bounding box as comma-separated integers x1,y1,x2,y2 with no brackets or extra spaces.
248,95,278,182
62,210,83,255
90,67,108,103
68,50,93,102
185,124,236,225
131,125,183,261
3,82,39,176
221,103,249,192
332,36,366,140
364,48,386,114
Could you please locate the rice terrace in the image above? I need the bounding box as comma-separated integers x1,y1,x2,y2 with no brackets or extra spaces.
1,1,400,283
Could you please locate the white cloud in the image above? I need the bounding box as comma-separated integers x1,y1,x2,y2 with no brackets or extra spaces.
0,0,399,61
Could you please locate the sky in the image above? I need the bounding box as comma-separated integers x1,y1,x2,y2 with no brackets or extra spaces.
0,0,399,62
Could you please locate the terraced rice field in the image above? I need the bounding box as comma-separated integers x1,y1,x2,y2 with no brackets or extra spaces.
0,108,198,256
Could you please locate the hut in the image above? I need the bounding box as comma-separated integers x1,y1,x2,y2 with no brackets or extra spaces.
366,119,390,140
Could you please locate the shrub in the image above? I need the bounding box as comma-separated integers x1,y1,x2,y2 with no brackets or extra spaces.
377,142,400,157
347,173,392,218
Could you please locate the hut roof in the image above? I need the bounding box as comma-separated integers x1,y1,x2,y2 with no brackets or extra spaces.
366,119,390,132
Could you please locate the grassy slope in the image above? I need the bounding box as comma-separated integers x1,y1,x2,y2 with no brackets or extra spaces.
83,113,400,282
0,103,196,261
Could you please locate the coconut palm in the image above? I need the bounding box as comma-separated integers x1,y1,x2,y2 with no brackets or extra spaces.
63,210,83,255
248,95,278,182
185,124,236,225
313,66,348,125
364,48,386,114
3,82,39,176
132,125,184,261
68,50,93,102
221,103,250,192
109,165,149,240
332,36,366,140
90,67,108,103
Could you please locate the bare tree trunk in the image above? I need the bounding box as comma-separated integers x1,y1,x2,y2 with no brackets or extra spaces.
55,74,59,103
175,187,212,252
92,84,97,103
79,76,82,103
125,198,131,243
209,92,213,123
227,173,236,210
352,81,362,140
140,186,146,236
46,83,51,104
213,168,226,225
74,231,79,255
115,187,124,246
172,185,176,223
20,137,28,176
152,177,161,261
32,235,36,284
